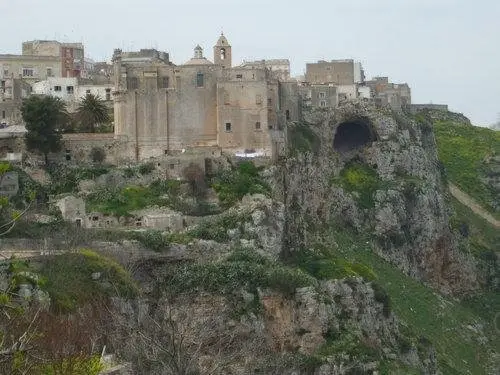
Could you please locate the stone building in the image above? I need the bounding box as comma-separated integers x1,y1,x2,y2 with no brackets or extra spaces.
240,59,291,81
298,84,338,109
305,59,364,85
0,78,30,127
112,33,299,161
22,40,85,78
365,76,411,110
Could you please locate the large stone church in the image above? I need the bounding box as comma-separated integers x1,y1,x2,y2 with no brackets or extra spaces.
112,34,300,161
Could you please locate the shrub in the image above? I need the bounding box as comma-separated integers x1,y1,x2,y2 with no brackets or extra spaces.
287,122,321,155
371,281,391,317
128,230,169,252
166,260,314,297
89,147,106,164
212,161,271,207
138,162,156,175
337,162,381,209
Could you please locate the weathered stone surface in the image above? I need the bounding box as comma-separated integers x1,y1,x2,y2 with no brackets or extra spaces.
282,101,478,295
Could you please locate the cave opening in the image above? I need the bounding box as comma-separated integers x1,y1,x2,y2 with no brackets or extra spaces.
333,119,376,153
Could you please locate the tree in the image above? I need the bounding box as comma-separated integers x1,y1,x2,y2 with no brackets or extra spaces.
76,94,110,133
21,95,67,164
90,147,106,164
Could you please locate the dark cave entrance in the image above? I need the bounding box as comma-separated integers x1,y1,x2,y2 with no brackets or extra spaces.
333,119,376,153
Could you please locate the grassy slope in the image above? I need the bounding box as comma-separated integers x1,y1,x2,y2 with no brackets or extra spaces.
433,120,500,218
328,229,499,375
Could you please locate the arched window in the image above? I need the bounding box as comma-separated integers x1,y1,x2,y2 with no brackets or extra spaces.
196,72,204,87
220,48,226,60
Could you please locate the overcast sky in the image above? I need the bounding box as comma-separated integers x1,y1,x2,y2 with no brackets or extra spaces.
1,0,498,125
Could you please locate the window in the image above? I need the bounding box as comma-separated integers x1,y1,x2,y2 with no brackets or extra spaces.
196,72,204,87
3,70,8,76
86,89,91,94
66,86,74,94
164,150,168,155
92,216,99,221
285,110,290,120
320,100,327,107
267,98,272,106
159,76,169,88
22,68,34,77
46,68,52,77
1,111,5,119
255,121,261,130
319,92,326,99
65,149,71,161
169,163,175,169
105,88,111,101
127,77,139,90
225,122,232,132
54,86,62,92
220,48,226,60
236,74,243,79
255,94,262,105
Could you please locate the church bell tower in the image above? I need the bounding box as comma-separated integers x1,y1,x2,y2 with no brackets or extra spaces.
214,32,232,68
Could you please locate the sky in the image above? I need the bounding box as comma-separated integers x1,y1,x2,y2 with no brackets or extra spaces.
1,0,499,126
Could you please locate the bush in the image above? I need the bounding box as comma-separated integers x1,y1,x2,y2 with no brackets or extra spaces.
138,162,156,175
336,161,381,209
128,230,170,252
212,161,271,207
89,147,106,164
166,260,314,297
371,281,391,317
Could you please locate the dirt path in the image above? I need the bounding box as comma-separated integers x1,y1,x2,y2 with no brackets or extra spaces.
448,183,500,228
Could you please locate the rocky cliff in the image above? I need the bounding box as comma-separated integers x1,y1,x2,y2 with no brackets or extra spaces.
281,101,478,295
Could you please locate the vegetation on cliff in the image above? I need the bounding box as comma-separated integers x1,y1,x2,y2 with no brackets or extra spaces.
425,113,500,218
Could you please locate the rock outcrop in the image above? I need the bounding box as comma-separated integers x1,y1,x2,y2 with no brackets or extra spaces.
281,101,478,295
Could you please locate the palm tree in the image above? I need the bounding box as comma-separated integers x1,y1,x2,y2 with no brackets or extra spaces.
76,93,110,132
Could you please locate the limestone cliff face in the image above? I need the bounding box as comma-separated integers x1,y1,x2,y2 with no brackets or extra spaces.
281,101,477,295
112,277,437,375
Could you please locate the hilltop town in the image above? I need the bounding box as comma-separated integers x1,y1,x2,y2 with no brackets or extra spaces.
0,34,447,165
0,34,498,375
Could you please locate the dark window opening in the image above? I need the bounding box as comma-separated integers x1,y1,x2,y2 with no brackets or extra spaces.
333,119,376,153
66,86,74,94
196,72,204,87
92,216,99,221
105,88,111,100
267,98,272,106
159,76,169,88
236,74,243,79
169,164,175,169
285,110,290,120
1,111,5,119
164,150,168,154
255,121,261,130
75,219,82,227
128,77,139,90
225,122,232,132
54,86,62,92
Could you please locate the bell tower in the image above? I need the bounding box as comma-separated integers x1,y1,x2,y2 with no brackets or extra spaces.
213,32,232,68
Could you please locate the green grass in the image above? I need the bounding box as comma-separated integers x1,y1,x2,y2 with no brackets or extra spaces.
324,228,499,375
212,161,271,207
335,161,381,208
86,179,181,217
433,120,500,218
287,122,321,155
163,247,314,297
449,196,500,256
47,166,110,194
37,249,139,313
